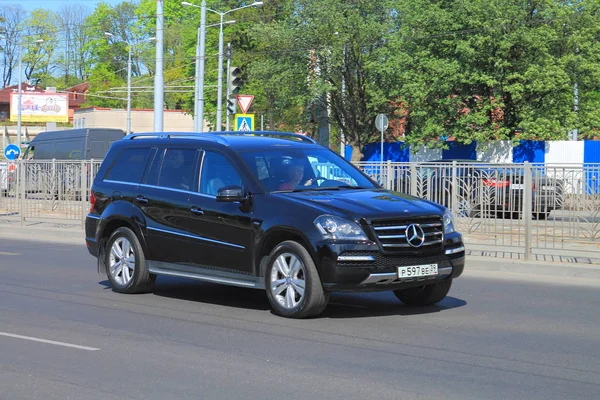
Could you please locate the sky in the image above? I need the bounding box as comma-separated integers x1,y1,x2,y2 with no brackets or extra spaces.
0,0,125,12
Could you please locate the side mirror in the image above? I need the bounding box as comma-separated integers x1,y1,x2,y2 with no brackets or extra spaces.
216,185,247,203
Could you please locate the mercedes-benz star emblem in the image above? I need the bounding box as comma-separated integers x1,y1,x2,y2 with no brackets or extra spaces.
406,224,425,247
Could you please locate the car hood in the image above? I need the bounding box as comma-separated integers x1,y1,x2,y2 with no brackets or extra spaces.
275,188,445,222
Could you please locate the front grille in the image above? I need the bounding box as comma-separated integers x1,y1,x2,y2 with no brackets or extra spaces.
370,216,443,254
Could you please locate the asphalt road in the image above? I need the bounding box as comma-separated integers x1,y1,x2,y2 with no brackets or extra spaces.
1,237,599,400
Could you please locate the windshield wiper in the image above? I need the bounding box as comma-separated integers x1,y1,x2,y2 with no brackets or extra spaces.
336,185,370,189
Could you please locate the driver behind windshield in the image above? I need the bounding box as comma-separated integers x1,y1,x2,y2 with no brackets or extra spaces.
278,160,313,190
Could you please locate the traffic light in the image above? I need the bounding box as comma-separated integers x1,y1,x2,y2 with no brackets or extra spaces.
227,97,237,115
229,66,242,95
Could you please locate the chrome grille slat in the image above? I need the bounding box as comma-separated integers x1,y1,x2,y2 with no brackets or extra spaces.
373,225,407,231
371,217,443,253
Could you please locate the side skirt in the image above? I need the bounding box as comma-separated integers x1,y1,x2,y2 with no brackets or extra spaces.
147,261,265,290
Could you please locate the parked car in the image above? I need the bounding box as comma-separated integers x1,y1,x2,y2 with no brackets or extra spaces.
22,128,125,160
19,128,124,200
416,159,564,219
85,132,465,318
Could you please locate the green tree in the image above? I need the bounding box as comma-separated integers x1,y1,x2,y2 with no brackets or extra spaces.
249,0,398,160
385,0,600,146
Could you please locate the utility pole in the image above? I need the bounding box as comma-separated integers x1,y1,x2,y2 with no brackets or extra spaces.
154,0,164,132
225,42,232,131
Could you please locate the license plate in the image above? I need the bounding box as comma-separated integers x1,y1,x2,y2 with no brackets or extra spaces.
511,184,524,189
397,264,438,278
542,186,555,191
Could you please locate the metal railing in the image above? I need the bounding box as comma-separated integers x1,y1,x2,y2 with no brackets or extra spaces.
356,161,600,259
0,159,102,227
2,159,600,259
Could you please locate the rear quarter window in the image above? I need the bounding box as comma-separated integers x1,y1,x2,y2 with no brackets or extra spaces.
104,148,151,184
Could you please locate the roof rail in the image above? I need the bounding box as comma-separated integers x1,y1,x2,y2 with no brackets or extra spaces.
125,132,201,139
124,131,318,145
214,131,318,144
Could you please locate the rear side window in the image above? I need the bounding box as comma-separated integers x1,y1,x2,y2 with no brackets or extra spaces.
157,148,197,191
105,148,151,183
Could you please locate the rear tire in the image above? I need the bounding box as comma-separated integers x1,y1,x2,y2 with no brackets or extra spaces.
394,279,452,306
265,240,329,318
105,227,154,294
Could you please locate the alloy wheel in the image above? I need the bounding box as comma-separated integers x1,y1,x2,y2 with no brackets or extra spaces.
109,237,136,286
269,252,306,309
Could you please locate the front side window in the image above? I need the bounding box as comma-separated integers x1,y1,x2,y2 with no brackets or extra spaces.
105,148,151,183
199,151,242,196
240,148,376,192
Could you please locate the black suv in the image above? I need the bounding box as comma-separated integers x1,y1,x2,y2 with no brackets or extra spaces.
85,132,464,318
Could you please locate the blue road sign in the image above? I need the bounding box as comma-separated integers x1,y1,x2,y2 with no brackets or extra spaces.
4,144,21,160
235,114,254,131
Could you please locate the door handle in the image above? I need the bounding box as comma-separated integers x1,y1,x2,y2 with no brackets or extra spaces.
136,195,148,204
190,206,204,215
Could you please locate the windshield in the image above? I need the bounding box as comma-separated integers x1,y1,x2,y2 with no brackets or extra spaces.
239,148,377,193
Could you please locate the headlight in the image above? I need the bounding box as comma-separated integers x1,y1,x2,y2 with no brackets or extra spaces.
443,209,455,234
314,215,368,241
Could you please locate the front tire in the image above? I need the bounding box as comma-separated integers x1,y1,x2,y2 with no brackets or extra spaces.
265,241,329,318
394,279,452,306
105,227,155,294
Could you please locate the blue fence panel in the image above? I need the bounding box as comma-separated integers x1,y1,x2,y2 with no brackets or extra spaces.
584,141,600,194
344,143,409,162
513,140,545,163
442,141,477,160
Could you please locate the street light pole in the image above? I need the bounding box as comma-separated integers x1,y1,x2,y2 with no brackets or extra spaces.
17,44,22,149
154,0,164,132
183,1,262,132
105,32,133,134
16,39,44,149
193,26,201,131
226,42,231,131
196,0,207,132
216,13,224,130
127,45,132,135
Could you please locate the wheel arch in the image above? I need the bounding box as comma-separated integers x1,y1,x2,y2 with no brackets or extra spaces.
256,228,317,278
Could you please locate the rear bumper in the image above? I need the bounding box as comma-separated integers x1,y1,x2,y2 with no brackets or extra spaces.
85,214,100,257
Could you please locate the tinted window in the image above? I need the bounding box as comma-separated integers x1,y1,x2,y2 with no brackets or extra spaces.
239,148,375,192
157,148,197,191
144,148,164,186
199,151,242,196
105,148,151,183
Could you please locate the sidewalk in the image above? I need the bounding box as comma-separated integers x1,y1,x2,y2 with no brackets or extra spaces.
0,216,83,243
1,215,600,265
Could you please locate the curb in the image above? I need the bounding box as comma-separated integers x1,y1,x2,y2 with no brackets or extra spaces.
0,223,83,243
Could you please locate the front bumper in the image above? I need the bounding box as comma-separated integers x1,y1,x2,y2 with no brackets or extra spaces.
315,232,465,292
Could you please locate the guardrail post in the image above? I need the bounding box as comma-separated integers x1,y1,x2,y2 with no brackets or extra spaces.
81,160,86,228
523,162,533,260
451,161,458,215
386,160,393,190
410,163,418,196
19,160,25,225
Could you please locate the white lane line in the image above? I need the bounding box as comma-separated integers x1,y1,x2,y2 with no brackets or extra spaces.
0,332,100,351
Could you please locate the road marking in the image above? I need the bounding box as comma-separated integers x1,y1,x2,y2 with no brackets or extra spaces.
0,332,100,351
0,251,20,256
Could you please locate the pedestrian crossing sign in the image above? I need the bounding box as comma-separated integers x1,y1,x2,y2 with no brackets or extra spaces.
235,114,254,132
